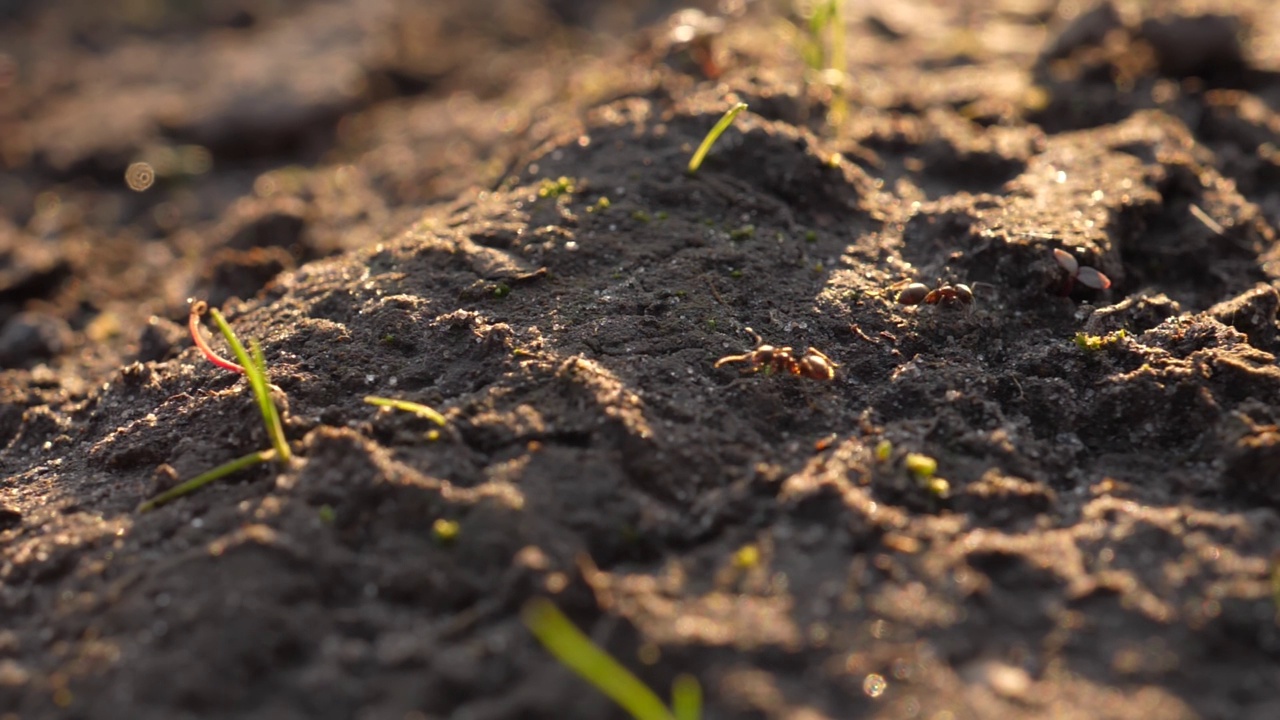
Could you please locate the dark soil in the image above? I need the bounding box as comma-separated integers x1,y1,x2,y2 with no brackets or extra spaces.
5,0,1280,718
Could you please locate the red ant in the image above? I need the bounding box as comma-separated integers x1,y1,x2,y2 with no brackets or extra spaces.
896,281,974,309
714,328,838,381
1053,249,1111,294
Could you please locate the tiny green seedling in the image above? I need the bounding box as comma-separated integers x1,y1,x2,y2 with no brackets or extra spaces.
905,453,937,478
522,598,702,720
797,1,848,125
432,518,460,544
137,449,278,513
1073,329,1127,352
538,176,576,199
363,395,447,426
924,477,950,498
732,544,760,569
687,102,747,174
208,308,291,462
906,452,949,498
138,301,291,512
800,0,844,72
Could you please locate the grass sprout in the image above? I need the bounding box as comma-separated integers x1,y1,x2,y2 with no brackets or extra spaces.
905,452,949,498
538,176,576,199
432,518,460,544
136,449,276,513
138,301,291,512
208,308,291,462
522,598,701,720
797,0,847,125
687,102,747,174
804,1,846,75
671,675,702,720
1073,329,1128,352
363,395,447,426
905,453,937,479
732,544,761,569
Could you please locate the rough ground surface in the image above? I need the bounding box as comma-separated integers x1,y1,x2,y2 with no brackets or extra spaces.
4,0,1280,718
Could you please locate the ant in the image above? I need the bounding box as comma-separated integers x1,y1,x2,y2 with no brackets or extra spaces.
896,280,974,309
714,327,839,381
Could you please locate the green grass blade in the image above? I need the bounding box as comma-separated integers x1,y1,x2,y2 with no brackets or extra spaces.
830,0,845,77
671,674,702,720
809,1,832,50
803,1,833,70
250,339,290,460
250,339,269,377
687,102,747,175
522,598,675,720
827,0,848,126
209,309,291,462
363,396,447,427
136,448,275,512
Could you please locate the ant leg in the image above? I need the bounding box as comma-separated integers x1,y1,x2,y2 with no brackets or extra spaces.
713,353,753,368
743,326,764,346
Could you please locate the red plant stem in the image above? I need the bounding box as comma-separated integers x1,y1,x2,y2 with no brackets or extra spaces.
188,301,245,374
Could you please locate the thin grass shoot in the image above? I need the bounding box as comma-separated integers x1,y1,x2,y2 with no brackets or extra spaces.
522,598,699,720
208,309,291,462
136,448,276,513
671,674,702,720
825,0,848,125
363,396,447,426
800,0,831,70
796,1,848,126
139,302,291,512
687,102,747,174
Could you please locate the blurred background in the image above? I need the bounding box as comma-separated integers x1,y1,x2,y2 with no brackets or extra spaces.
0,0,726,375
2,0,1279,377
